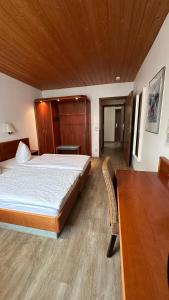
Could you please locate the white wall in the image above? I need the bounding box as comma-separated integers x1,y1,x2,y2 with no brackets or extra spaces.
104,107,115,142
133,14,169,171
0,73,41,149
104,107,122,142
42,82,133,156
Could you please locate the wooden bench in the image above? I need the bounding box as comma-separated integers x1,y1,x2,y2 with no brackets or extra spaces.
56,145,81,154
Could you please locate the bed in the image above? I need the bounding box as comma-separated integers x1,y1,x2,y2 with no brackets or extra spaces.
0,138,91,236
24,153,90,174
0,153,90,175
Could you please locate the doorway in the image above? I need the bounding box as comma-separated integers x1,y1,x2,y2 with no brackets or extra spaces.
99,97,126,155
99,94,135,166
103,106,123,149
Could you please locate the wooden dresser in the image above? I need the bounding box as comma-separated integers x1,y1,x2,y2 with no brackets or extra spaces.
34,95,91,155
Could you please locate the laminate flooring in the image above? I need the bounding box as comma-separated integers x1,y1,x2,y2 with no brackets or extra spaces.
0,146,127,300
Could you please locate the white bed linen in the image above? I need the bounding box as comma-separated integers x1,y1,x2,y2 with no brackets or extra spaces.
24,154,90,174
0,157,41,169
0,154,90,175
0,167,80,216
0,158,20,169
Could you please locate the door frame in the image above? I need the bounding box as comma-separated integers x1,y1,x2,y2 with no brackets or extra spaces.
123,92,136,166
99,97,126,156
115,108,122,142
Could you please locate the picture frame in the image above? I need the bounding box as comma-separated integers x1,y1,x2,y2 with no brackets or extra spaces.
135,92,142,157
145,67,165,134
133,88,147,162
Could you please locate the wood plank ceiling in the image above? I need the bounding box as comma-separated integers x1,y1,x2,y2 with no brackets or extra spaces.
0,0,168,90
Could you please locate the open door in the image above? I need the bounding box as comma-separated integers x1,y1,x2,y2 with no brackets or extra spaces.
99,102,104,155
123,91,134,166
115,109,122,142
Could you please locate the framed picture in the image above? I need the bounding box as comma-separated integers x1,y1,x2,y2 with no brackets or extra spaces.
146,67,165,133
135,92,142,157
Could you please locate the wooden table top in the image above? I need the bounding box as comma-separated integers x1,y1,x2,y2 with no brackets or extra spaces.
117,169,169,300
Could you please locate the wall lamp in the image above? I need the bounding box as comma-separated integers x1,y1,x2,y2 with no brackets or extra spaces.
2,122,16,135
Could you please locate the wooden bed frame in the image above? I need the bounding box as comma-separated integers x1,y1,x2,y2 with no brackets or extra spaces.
0,138,91,235
0,138,30,162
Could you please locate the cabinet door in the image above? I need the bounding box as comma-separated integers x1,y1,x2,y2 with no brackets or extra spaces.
35,102,55,154
58,101,87,154
51,101,60,148
86,100,91,156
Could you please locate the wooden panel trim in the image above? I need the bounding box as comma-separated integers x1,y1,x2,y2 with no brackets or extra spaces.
0,138,30,162
0,2,168,89
0,209,56,232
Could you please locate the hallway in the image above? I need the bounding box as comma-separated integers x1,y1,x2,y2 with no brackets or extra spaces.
101,143,128,170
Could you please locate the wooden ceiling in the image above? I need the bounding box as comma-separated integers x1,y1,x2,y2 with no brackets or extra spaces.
0,0,168,90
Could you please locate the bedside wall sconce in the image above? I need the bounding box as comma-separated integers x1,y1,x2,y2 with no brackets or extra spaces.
2,123,16,135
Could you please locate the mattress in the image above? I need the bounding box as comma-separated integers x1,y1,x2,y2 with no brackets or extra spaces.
0,157,21,169
0,167,80,216
24,154,90,174
0,157,42,169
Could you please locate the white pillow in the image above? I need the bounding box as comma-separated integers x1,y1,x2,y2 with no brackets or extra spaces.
15,141,32,163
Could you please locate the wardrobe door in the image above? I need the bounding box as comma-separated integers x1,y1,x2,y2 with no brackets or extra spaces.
58,101,87,154
35,102,55,154
51,101,60,148
86,99,91,156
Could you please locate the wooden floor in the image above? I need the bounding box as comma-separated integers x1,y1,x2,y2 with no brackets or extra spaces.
0,146,127,300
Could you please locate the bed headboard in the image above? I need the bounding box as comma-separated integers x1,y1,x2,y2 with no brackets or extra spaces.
0,138,30,162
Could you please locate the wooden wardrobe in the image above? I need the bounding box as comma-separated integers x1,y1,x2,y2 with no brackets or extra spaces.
34,95,91,155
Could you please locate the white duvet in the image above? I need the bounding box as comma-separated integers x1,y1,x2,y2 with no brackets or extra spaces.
0,167,80,216
24,154,90,172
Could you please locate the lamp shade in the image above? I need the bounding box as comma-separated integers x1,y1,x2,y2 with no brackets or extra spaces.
2,123,15,134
